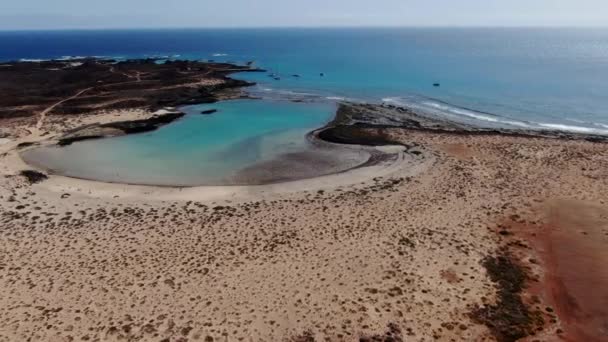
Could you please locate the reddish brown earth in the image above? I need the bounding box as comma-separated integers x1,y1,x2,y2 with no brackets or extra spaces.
540,200,608,342
506,200,608,342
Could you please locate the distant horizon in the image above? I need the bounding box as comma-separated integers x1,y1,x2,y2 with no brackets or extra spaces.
2,25,608,33
2,0,607,30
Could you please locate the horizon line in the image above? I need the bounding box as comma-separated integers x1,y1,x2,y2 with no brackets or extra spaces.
2,24,608,32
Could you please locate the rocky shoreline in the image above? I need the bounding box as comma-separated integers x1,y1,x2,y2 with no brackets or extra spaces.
316,102,608,146
43,100,608,152
56,112,186,146
6,57,605,154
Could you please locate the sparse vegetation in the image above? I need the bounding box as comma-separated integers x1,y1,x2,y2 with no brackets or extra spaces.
471,249,544,342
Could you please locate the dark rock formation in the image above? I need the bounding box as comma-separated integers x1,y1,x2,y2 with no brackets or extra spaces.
200,109,218,115
103,113,185,134
20,170,48,184
0,58,263,121
56,135,104,146
315,102,608,147
318,124,402,146
17,142,37,149
57,113,185,146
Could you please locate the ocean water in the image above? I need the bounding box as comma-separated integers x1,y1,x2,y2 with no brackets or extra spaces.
4,28,608,185
2,27,608,132
22,100,335,186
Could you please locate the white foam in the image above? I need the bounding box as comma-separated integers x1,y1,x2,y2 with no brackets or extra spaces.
566,118,586,124
538,123,608,134
58,56,87,61
424,101,499,121
594,123,608,129
326,96,345,101
19,58,46,62
272,89,316,96
212,53,228,57
566,119,608,130
384,97,534,129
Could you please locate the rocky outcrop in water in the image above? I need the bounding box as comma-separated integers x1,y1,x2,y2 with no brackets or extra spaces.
57,113,185,146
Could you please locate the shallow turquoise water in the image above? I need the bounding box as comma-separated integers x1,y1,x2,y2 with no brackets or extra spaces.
24,100,335,186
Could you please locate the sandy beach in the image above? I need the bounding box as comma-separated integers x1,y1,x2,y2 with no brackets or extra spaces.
1,100,607,342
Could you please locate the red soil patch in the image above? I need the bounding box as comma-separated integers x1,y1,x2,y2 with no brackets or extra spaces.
440,269,462,284
508,200,608,341
440,143,475,160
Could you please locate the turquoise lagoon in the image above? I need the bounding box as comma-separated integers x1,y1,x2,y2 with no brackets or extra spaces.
23,100,338,186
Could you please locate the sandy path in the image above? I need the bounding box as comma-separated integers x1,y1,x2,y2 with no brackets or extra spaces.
35,87,93,130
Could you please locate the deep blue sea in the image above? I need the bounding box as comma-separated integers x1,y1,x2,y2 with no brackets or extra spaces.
2,28,608,133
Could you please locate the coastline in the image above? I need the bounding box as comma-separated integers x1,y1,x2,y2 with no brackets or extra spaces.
1,59,607,341
17,99,608,189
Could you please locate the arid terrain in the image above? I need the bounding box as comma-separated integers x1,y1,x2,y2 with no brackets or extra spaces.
1,60,607,342
0,58,256,127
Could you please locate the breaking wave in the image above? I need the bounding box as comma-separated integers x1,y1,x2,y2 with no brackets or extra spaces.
381,96,608,135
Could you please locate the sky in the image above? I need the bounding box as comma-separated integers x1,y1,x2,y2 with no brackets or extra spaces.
1,0,607,30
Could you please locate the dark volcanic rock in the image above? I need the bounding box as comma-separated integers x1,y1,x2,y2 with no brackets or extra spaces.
0,58,263,121
57,113,185,146
103,113,185,134
57,135,104,146
17,142,37,149
318,125,402,146
314,102,608,147
20,170,48,184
